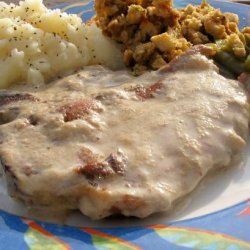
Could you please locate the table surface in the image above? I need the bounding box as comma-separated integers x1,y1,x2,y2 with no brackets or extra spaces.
3,0,249,6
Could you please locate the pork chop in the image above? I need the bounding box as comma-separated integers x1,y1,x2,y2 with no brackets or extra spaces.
0,48,249,219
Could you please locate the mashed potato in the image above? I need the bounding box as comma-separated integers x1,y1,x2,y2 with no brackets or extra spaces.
0,0,123,89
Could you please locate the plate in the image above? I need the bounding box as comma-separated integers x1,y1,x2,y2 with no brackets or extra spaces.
0,0,250,249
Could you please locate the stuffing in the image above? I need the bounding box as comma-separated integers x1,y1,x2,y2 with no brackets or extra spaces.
95,0,248,75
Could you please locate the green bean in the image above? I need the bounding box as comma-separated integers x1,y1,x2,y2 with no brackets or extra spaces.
215,51,245,75
216,63,236,79
215,40,231,52
245,55,250,71
205,43,218,53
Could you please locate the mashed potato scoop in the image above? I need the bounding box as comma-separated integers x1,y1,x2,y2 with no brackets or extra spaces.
0,0,123,89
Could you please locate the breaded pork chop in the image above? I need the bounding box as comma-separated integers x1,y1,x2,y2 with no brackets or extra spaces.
0,48,249,219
